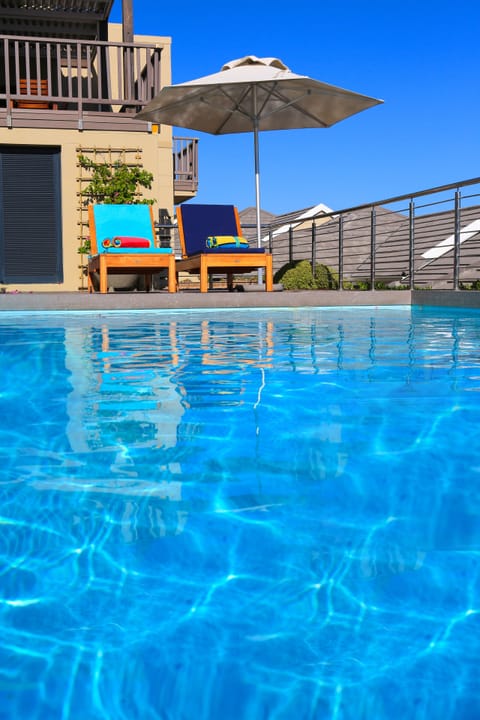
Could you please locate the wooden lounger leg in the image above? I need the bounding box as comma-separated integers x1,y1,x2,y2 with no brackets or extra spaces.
200,257,208,293
99,256,108,294
227,272,234,291
145,273,152,292
168,257,177,293
265,255,273,292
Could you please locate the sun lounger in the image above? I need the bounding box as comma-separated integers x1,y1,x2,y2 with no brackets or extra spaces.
176,203,273,292
87,204,176,293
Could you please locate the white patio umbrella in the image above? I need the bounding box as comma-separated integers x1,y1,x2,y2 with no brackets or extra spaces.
137,55,383,251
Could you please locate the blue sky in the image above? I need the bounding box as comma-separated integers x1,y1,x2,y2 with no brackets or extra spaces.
112,0,479,215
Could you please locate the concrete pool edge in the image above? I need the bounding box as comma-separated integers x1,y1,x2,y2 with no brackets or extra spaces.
0,289,479,311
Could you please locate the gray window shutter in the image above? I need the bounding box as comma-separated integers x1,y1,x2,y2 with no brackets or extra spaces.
0,146,63,283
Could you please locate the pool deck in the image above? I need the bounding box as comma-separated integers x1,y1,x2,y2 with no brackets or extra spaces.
0,289,479,312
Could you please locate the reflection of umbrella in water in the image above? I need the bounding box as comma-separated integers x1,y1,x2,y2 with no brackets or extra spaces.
137,55,383,248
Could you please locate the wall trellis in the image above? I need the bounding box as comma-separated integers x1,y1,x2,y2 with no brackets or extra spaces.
76,145,145,289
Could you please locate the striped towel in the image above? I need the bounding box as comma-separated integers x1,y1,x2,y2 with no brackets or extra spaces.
206,235,249,249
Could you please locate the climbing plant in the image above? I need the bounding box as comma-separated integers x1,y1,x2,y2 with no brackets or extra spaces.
78,154,154,206
77,154,155,256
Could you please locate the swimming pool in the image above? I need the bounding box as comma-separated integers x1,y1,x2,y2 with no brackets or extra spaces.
1,305,479,719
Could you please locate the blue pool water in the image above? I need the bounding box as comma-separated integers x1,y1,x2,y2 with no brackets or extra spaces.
0,305,479,719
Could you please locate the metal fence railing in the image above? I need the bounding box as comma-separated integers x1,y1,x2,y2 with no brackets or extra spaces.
163,177,480,290
251,177,480,290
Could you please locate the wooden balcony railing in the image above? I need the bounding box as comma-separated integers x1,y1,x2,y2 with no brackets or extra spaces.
0,34,162,128
173,137,199,202
0,35,200,201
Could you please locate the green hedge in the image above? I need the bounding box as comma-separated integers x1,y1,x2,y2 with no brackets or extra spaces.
274,260,339,290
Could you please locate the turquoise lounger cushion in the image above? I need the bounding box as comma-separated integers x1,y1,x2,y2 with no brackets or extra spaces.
95,247,172,255
92,204,172,254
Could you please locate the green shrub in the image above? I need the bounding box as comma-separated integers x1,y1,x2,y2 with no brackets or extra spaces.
274,260,316,290
275,260,343,290
315,263,339,289
274,261,409,291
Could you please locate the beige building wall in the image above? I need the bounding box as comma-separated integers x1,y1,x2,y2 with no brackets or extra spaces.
0,27,173,293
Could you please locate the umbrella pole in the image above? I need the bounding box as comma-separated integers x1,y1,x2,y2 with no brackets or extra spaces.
254,119,262,250
253,95,263,285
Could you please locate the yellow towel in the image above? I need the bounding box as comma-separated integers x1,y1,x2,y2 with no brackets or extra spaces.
206,235,249,248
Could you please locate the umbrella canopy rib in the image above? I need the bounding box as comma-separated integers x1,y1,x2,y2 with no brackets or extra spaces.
214,85,256,133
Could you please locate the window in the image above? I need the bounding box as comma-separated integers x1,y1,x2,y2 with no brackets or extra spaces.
0,145,62,283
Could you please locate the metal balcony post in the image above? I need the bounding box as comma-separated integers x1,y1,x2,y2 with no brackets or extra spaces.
311,221,317,274
408,199,415,289
453,190,461,290
370,207,376,291
338,214,344,290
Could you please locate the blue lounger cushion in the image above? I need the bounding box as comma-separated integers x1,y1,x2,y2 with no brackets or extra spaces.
205,247,264,253
180,204,265,255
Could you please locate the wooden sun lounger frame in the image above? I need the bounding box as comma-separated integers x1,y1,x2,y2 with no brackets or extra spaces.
87,204,176,294
176,204,273,293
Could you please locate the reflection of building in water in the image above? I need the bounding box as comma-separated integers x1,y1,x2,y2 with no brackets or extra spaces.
62,319,187,541
170,318,278,506
119,483,188,543
51,310,474,536
200,319,274,370
176,318,274,433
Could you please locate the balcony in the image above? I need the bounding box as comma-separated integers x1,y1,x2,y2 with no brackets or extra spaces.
0,33,199,200
0,33,162,131
173,136,198,203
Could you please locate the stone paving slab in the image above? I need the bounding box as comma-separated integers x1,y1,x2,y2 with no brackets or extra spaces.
0,290,414,312
1,289,479,312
